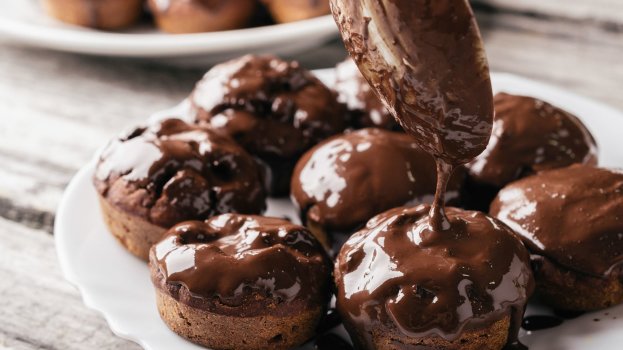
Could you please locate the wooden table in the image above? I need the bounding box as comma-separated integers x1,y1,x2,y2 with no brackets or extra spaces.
1,1,622,348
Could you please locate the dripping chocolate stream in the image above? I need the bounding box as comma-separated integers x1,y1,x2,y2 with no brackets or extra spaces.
430,159,453,231
331,0,494,229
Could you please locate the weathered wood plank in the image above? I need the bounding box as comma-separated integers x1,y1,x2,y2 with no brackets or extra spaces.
0,43,203,218
475,0,623,27
0,217,140,350
478,11,623,109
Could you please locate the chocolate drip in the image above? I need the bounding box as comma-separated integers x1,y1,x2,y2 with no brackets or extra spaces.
149,214,332,315
522,315,564,331
316,308,343,335
430,160,454,231
491,164,623,278
553,309,585,320
94,118,266,228
314,333,353,350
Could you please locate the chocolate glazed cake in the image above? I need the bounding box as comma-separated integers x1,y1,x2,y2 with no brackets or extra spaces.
147,0,258,34
260,0,331,23
42,0,143,29
491,164,623,311
149,214,333,350
331,0,535,348
94,118,266,260
191,55,347,196
291,128,464,251
335,205,534,349
464,93,598,211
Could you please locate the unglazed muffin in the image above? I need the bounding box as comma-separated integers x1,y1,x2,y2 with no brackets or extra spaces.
191,55,347,196
464,93,598,211
93,118,266,260
335,205,534,350
149,214,333,350
147,0,257,34
261,0,330,23
291,128,464,252
491,164,623,311
42,0,144,29
334,58,400,131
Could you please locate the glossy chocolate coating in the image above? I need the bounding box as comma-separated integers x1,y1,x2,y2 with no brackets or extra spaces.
94,118,266,228
335,205,534,346
191,55,347,195
330,0,494,165
334,58,400,131
491,165,623,277
468,93,598,188
150,214,332,316
291,128,464,234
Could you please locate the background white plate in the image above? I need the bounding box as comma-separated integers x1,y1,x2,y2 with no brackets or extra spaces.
0,0,338,64
55,70,623,350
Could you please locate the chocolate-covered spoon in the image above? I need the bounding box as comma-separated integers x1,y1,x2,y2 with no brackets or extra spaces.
330,0,494,229
330,0,494,165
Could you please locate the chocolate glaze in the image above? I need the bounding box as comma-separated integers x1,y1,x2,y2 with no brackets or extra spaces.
94,118,266,228
335,205,534,346
191,55,347,195
521,315,563,331
553,309,585,319
334,58,400,131
291,128,464,234
316,308,343,335
491,164,623,278
330,0,493,165
315,333,353,350
468,93,598,189
149,214,332,316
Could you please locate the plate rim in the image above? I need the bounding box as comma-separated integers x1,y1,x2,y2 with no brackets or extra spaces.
54,160,157,349
0,11,338,57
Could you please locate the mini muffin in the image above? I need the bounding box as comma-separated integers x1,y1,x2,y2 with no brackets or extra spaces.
335,58,400,131
191,55,347,196
147,0,257,34
93,118,266,261
464,93,598,211
42,0,144,29
149,214,333,350
335,205,534,350
491,164,623,311
291,128,464,252
261,0,330,23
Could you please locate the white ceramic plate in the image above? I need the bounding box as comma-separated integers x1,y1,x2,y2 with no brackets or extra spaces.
55,70,623,350
0,0,338,64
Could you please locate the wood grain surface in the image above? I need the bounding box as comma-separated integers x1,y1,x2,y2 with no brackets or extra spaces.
0,2,622,349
